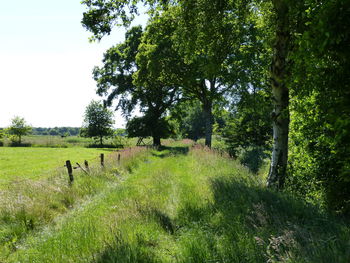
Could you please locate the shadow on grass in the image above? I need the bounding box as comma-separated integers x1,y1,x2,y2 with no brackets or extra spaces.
86,144,123,149
92,176,350,263
94,232,160,263
8,142,32,147
174,177,350,263
151,146,189,158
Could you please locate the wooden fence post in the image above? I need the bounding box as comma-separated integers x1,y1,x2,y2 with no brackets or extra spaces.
117,153,121,165
100,153,104,167
66,160,73,184
84,160,89,171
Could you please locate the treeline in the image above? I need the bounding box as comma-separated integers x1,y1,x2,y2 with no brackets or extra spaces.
32,127,80,136
81,0,350,215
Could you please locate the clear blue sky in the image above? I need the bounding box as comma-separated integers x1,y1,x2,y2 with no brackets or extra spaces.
0,0,146,128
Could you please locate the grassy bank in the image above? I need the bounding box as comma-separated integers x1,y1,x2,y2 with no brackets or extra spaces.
1,144,349,262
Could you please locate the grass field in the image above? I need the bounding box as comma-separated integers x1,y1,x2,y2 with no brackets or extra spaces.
1,135,141,148
0,147,115,184
1,143,349,262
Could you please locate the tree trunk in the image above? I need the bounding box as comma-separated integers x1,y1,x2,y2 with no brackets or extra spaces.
153,136,161,147
203,101,213,148
100,136,103,146
267,0,290,189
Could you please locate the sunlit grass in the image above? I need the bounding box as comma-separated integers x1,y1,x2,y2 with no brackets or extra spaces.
0,147,116,184
2,144,349,263
0,147,149,260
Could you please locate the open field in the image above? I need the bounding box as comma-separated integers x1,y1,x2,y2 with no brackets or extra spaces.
0,143,349,262
1,135,138,148
0,147,116,185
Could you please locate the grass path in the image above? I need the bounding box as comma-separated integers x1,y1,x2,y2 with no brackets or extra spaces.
4,146,350,263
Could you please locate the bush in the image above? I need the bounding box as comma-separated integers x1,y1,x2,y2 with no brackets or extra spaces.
9,142,32,147
237,146,269,174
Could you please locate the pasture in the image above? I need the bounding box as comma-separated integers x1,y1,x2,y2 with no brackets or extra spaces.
0,147,114,185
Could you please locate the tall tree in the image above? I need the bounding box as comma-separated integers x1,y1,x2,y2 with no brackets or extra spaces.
265,0,292,188
171,1,251,147
82,1,255,148
92,25,180,146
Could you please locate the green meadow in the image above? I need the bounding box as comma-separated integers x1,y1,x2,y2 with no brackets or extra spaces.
0,147,114,184
0,143,349,262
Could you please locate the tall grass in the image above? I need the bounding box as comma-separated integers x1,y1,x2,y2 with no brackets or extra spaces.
0,147,148,260
1,144,349,262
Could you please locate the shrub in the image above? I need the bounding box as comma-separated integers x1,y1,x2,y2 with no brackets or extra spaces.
237,146,269,174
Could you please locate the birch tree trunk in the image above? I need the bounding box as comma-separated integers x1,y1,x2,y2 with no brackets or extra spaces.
267,0,290,189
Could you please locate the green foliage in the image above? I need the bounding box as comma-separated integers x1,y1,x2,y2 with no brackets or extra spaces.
126,115,175,141
237,146,269,174
93,25,180,145
81,100,115,145
93,26,143,114
0,129,4,146
286,0,350,215
222,89,272,158
6,116,32,145
170,101,206,141
32,127,80,136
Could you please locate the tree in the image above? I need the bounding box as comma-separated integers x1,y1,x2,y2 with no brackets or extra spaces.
126,115,175,142
223,88,272,155
286,0,350,214
93,24,180,146
81,0,350,200
49,128,59,136
82,1,247,148
7,116,32,144
81,100,115,145
171,101,206,141
263,0,292,189
0,129,5,146
155,2,252,148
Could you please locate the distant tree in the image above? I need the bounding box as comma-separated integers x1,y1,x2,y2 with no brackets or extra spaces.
49,128,59,136
81,100,115,145
7,116,32,144
68,127,80,136
0,129,4,146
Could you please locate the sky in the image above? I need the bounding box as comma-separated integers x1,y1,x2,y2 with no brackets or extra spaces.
0,0,147,128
